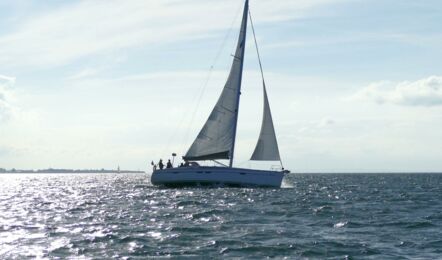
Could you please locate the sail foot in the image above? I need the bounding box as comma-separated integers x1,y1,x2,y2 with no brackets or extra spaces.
183,151,229,161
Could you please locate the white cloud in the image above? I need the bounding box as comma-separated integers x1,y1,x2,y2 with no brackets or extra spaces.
295,117,335,134
350,76,442,106
318,117,335,128
264,32,442,51
0,75,16,123
67,68,101,80
0,0,346,69
0,75,16,84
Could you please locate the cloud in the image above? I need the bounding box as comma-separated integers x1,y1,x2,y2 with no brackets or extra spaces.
0,0,346,69
0,75,16,84
297,117,336,134
67,68,101,80
318,117,335,128
264,32,442,50
0,75,16,123
350,76,442,107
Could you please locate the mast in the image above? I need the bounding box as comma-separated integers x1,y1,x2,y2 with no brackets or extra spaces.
229,0,249,168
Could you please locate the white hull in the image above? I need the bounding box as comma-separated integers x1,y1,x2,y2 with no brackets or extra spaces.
151,166,284,188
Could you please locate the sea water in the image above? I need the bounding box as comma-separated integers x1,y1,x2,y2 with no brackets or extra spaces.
0,173,441,259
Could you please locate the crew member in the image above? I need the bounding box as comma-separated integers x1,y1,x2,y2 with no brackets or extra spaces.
166,159,173,169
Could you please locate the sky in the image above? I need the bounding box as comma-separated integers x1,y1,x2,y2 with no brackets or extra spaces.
0,0,441,172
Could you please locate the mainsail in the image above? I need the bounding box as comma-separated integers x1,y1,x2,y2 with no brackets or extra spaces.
250,83,281,161
183,0,249,162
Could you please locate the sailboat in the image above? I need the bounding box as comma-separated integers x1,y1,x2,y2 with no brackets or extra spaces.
151,0,287,187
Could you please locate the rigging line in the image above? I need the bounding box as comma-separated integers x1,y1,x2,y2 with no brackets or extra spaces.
249,9,286,170
248,9,265,84
180,2,244,156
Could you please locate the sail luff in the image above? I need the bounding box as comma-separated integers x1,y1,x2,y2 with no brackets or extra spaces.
229,0,248,167
183,0,249,162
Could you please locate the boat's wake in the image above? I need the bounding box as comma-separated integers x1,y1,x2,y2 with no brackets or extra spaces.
281,178,294,188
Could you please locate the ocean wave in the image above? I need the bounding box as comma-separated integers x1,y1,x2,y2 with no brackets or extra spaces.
1,173,442,259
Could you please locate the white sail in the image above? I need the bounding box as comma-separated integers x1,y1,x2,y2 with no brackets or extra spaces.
251,83,281,161
184,0,248,161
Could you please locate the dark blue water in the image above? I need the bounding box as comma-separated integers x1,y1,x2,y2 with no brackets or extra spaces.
1,173,441,259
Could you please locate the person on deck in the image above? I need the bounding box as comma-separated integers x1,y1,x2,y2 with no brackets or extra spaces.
166,159,173,169
158,159,164,170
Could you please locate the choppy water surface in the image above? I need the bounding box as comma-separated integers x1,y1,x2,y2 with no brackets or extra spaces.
1,173,441,259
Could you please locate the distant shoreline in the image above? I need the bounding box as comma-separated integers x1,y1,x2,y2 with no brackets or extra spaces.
1,170,441,174
0,169,145,174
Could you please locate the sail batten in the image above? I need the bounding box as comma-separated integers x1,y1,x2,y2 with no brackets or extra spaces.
184,0,248,162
